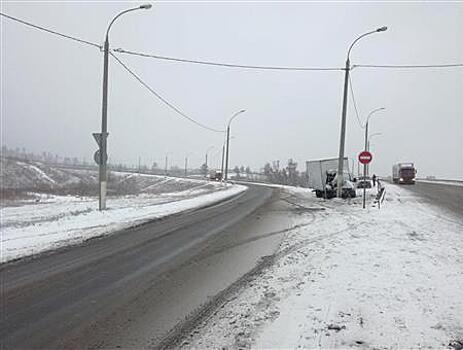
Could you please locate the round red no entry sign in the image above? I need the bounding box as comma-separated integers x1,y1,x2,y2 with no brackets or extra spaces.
358,151,373,164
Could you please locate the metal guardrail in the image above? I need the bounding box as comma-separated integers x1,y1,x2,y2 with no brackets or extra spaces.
376,187,386,209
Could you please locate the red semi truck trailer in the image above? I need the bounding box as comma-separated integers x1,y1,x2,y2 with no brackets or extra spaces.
392,163,417,184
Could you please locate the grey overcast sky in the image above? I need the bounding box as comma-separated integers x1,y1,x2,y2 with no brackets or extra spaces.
1,1,462,178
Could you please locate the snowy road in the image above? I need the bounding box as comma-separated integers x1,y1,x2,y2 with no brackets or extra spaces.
178,184,463,349
406,180,463,217
2,182,462,349
1,185,276,349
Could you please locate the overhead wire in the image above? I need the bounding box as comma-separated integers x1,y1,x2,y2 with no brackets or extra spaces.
1,11,224,133
348,74,364,128
353,63,463,69
0,12,101,49
110,52,225,133
2,12,462,72
113,48,345,72
3,11,463,136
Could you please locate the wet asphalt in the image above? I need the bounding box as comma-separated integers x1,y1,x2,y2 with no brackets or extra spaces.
404,181,463,218
1,185,284,349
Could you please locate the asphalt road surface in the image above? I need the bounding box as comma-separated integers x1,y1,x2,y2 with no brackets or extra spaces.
404,181,463,218
1,185,290,349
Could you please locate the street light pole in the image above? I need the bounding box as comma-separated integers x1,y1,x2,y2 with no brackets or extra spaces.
362,120,369,209
221,144,225,177
205,145,214,169
367,132,382,177
224,109,246,182
97,4,152,211
336,26,388,198
362,108,385,209
164,154,168,175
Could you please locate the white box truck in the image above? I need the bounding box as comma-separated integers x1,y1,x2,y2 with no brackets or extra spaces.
306,157,356,199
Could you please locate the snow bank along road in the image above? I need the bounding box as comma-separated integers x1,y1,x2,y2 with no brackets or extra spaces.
178,183,463,349
1,185,284,349
1,174,246,263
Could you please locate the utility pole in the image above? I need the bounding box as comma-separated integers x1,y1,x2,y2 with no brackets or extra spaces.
184,156,188,177
205,145,214,171
96,4,152,211
225,125,231,181
336,26,388,198
165,155,168,175
363,121,369,209
336,57,350,198
367,140,370,177
98,36,110,211
224,109,246,182
221,144,225,177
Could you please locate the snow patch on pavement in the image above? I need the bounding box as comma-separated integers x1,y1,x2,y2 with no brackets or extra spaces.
181,184,463,349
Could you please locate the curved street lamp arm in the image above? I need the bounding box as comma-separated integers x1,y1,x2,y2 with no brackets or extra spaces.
227,109,246,127
105,4,151,39
347,26,388,61
365,107,386,127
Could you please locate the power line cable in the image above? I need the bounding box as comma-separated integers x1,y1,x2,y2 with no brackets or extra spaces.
3,12,463,73
348,74,364,128
4,12,462,73
110,52,225,133
113,48,345,72
0,12,101,49
353,63,463,69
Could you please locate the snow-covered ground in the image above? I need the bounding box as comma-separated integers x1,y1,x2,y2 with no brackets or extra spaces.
1,180,247,263
181,184,463,349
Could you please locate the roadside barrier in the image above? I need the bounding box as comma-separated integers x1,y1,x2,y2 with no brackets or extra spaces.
375,187,386,209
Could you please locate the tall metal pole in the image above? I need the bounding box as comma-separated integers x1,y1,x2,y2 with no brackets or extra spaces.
336,26,388,198
363,121,369,209
97,4,151,211
367,140,370,177
165,155,168,175
221,144,225,176
336,58,350,198
224,109,246,182
225,125,231,181
99,38,110,211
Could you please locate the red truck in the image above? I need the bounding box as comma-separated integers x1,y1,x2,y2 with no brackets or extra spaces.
392,163,417,184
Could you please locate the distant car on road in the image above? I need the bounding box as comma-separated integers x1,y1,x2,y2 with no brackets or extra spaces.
209,170,223,181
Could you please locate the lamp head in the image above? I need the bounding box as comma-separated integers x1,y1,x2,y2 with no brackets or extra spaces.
140,3,152,9
376,26,388,32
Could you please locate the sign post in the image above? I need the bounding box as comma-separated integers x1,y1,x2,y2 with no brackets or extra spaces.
93,132,108,210
358,151,373,209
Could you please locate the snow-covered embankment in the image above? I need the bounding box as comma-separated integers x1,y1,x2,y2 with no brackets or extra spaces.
1,181,247,263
